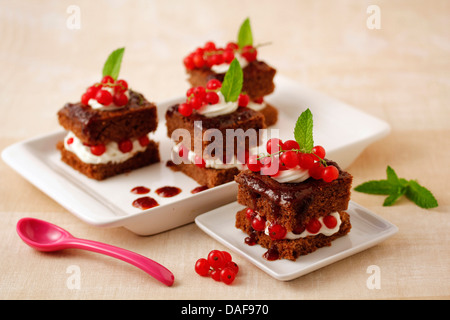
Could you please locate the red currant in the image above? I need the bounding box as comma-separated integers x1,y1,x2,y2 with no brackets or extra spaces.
113,93,128,106
306,219,322,234
298,153,315,169
66,137,74,145
183,55,195,70
194,155,206,168
81,93,91,105
226,42,239,51
282,140,300,151
312,145,326,161
245,208,255,220
220,268,236,285
280,150,299,169
115,79,128,93
253,97,264,104
223,49,235,63
238,94,250,107
224,261,239,275
203,41,216,51
118,140,133,153
189,96,204,110
178,103,193,117
193,86,206,99
194,258,210,276
101,75,114,84
193,53,205,68
210,269,221,281
207,250,225,269
268,223,287,240
266,138,283,154
221,251,232,264
323,215,338,229
206,79,222,90
95,89,113,105
86,84,100,97
90,144,106,156
138,135,150,147
309,162,325,179
178,144,188,159
241,45,257,62
322,165,339,182
246,154,262,172
210,53,224,65
251,215,266,232
205,91,219,104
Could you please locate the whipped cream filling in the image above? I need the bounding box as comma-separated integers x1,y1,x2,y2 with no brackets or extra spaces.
211,53,249,73
197,91,239,118
247,100,267,111
263,211,342,240
271,166,310,183
171,143,246,170
63,131,149,165
88,87,129,110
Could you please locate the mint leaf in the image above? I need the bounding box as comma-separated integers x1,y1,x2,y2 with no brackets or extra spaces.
354,166,438,209
238,18,253,48
294,108,314,153
220,58,243,102
405,180,438,209
102,47,125,80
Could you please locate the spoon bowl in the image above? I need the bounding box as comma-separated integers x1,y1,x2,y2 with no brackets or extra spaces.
17,217,174,286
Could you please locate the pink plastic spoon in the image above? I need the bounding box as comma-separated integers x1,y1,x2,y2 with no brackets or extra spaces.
16,217,174,286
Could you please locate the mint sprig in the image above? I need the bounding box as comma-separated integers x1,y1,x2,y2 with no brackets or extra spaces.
354,166,438,209
294,108,314,153
237,18,253,48
220,58,243,102
102,47,125,80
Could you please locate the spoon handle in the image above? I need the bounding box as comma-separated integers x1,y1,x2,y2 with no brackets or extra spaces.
67,238,174,286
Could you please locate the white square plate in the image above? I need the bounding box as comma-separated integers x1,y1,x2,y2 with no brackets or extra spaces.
195,201,398,281
2,75,390,235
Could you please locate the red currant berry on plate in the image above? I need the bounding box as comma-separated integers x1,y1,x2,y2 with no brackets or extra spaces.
221,251,232,264
183,55,195,70
220,268,236,285
96,89,113,105
207,250,225,269
101,75,114,84
323,215,338,229
266,138,283,154
312,145,326,160
206,79,222,90
90,144,106,156
118,140,133,153
194,258,210,276
306,219,322,234
205,91,219,104
178,103,193,117
298,153,315,169
115,79,128,93
280,150,299,169
113,93,128,106
246,154,262,172
194,155,206,168
268,223,287,240
81,93,91,105
238,93,250,107
241,45,257,62
282,140,300,151
138,135,150,147
251,216,266,232
245,208,255,220
309,162,325,179
224,261,239,275
322,165,339,182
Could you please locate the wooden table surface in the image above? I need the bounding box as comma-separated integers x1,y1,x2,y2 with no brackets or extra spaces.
1,0,449,300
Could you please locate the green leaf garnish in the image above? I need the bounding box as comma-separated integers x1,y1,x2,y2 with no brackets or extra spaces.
220,58,243,102
354,166,438,209
294,108,314,153
102,47,125,80
237,18,253,48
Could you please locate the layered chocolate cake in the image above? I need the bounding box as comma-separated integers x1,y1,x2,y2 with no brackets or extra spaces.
166,59,266,188
183,18,278,127
235,110,353,261
57,48,160,180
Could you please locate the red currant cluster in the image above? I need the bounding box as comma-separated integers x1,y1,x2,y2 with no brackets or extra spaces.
67,135,150,157
81,75,129,107
194,250,239,285
178,78,250,117
183,41,258,70
246,208,286,240
246,138,339,182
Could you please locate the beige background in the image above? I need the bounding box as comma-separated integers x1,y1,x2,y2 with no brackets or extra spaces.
1,0,449,299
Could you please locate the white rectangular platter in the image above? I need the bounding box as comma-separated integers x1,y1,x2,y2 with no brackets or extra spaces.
2,75,390,235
